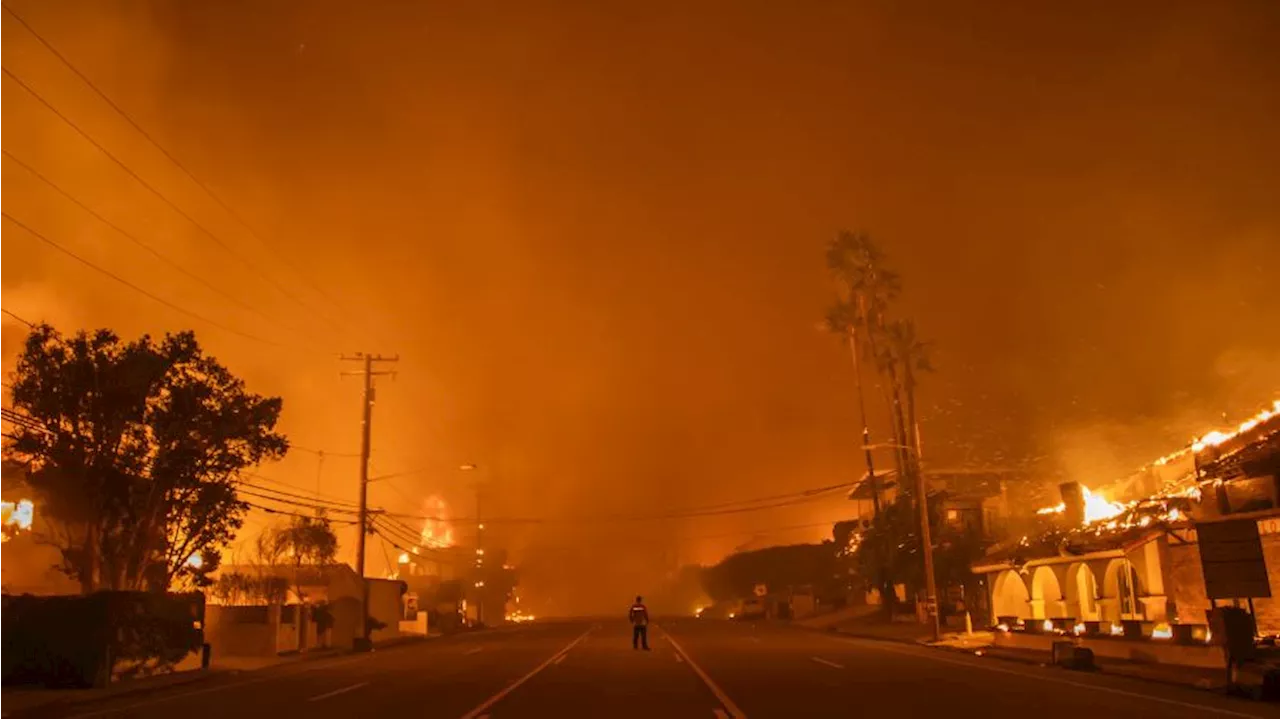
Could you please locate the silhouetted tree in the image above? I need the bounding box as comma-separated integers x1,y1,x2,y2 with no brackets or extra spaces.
4,324,287,592
701,543,839,603
261,515,338,648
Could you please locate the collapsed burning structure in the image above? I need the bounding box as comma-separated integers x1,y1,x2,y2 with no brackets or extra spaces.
973,401,1280,635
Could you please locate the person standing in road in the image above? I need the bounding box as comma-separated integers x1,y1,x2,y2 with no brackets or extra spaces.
629,595,650,650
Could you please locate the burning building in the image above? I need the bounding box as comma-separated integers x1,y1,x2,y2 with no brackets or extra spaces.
974,401,1280,635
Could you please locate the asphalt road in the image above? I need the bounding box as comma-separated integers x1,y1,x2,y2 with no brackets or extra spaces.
33,619,1280,719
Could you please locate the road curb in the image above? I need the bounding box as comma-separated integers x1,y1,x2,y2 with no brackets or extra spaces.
823,627,1231,696
2,636,434,718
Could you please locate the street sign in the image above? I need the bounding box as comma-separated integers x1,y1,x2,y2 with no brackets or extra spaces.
1197,518,1272,600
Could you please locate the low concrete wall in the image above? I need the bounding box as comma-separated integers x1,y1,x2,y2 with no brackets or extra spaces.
994,631,1225,669
368,580,402,643
399,615,428,636
205,605,278,658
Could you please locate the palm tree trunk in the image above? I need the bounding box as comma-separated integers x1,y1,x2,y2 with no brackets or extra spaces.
845,327,881,518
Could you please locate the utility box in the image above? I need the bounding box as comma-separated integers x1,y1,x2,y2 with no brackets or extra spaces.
1208,606,1257,662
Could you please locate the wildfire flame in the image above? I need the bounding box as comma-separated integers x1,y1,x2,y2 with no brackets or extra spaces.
1,499,34,542
420,495,455,549
1191,400,1280,453
1035,485,1125,524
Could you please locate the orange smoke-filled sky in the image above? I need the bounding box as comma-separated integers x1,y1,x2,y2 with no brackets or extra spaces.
3,1,1278,613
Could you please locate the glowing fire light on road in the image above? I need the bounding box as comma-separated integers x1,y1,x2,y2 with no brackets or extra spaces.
1,499,34,541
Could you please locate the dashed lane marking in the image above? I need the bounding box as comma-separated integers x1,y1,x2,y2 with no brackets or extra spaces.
553,653,567,665
810,657,844,669
307,681,370,702
458,628,592,719
464,646,484,655
659,626,746,719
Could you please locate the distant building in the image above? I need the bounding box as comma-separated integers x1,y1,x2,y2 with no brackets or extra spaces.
207,563,404,657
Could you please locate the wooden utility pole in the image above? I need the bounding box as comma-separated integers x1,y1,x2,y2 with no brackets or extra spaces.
340,352,398,650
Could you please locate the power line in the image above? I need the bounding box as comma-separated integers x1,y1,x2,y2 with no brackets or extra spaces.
3,149,290,333
371,516,456,557
0,65,331,340
2,211,280,346
289,445,362,459
1,308,36,327
242,472,356,506
379,481,854,526
234,488,360,515
371,523,460,569
243,501,358,524
234,481,359,510
1,3,350,331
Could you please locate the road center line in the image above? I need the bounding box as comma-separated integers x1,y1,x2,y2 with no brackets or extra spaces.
307,681,370,702
552,653,567,665
713,709,731,719
810,657,844,669
659,626,747,719
458,628,592,719
675,653,685,663
833,637,1263,719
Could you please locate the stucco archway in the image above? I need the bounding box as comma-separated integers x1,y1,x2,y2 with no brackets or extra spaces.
1030,566,1065,619
1102,558,1144,621
1064,562,1099,621
992,570,1030,621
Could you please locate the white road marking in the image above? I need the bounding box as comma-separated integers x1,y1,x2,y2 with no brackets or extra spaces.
459,628,592,719
675,653,685,663
714,709,731,719
833,637,1263,719
464,646,484,655
553,653,567,665
810,657,844,669
68,654,374,717
659,627,747,719
307,681,370,702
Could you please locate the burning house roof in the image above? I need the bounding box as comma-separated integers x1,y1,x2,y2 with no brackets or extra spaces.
975,400,1280,569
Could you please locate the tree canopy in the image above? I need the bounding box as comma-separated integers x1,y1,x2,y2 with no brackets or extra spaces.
4,325,288,593
701,543,840,603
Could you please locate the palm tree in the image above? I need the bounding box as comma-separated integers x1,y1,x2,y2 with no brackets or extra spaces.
825,231,901,516
825,231,904,615
884,317,940,639
884,318,933,468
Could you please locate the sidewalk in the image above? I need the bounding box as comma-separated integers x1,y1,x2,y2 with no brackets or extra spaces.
822,616,1232,694
2,636,430,717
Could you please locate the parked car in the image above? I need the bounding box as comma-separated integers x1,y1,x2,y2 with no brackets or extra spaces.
736,598,766,620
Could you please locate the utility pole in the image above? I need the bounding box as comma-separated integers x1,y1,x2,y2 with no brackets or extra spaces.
912,451,940,641
460,464,484,625
341,352,398,651
846,325,880,517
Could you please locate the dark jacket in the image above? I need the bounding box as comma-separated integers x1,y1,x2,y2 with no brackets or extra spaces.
629,602,650,626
